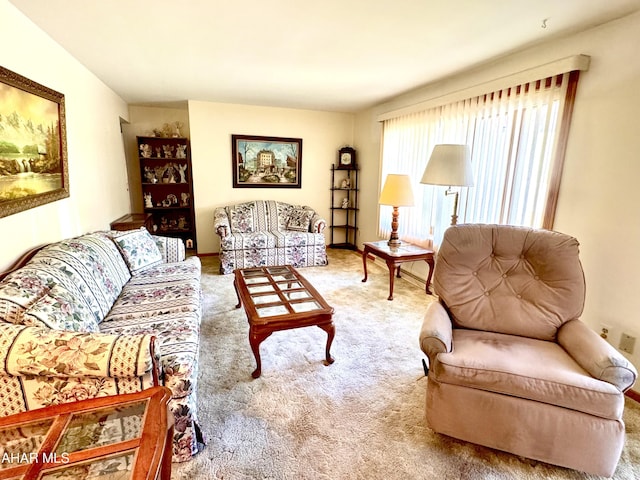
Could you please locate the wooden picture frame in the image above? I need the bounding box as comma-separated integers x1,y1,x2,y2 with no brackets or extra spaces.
232,134,302,188
0,66,69,218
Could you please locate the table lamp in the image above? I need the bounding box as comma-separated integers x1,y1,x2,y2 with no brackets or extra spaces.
378,174,415,247
420,144,474,225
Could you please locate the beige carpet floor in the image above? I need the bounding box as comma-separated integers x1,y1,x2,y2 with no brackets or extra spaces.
172,249,640,480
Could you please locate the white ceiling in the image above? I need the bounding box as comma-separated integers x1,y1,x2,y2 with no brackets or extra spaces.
9,0,640,112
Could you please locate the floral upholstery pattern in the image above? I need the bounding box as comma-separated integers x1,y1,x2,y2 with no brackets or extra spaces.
0,323,156,414
27,233,132,322
214,200,328,274
228,202,255,233
287,206,314,231
151,234,186,263
109,228,164,274
0,232,204,463
21,284,98,332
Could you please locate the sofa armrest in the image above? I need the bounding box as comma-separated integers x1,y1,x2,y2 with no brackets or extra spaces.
0,323,159,382
310,213,326,234
558,319,638,392
214,207,231,238
152,235,185,262
419,301,453,365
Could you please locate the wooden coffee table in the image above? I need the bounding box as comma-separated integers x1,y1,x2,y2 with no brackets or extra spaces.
234,265,335,378
362,240,435,300
0,386,173,480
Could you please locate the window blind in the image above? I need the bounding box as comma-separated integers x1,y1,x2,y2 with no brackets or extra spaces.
379,67,582,249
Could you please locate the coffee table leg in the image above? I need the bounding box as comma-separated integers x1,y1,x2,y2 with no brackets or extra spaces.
249,327,271,379
318,322,335,366
233,279,242,309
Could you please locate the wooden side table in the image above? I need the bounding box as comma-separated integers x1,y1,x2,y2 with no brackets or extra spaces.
362,240,435,300
110,213,154,232
0,386,173,480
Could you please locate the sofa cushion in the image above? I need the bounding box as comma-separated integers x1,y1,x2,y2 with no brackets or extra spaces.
20,284,99,332
104,277,201,322
287,206,313,232
99,309,200,398
432,329,624,420
272,231,327,248
27,233,131,323
111,228,163,274
0,269,57,323
126,257,201,287
228,202,255,233
220,231,277,251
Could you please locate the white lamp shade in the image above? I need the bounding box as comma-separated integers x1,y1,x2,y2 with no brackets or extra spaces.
420,144,474,187
378,174,415,206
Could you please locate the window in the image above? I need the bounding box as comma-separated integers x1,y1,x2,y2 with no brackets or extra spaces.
379,70,580,249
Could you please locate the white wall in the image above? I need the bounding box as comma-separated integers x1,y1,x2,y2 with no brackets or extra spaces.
188,101,354,254
355,11,640,368
0,1,130,271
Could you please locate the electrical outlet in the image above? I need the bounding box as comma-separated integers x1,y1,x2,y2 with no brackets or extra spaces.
599,324,612,341
619,333,636,355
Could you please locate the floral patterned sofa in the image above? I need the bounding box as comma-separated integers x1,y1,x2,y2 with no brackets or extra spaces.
0,229,204,462
214,200,328,274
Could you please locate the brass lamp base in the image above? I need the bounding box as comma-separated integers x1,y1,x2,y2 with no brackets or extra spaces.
445,187,460,226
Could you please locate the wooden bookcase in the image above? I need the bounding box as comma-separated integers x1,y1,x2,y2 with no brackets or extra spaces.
137,136,196,250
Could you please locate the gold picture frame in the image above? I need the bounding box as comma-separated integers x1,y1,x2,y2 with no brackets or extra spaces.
0,66,69,218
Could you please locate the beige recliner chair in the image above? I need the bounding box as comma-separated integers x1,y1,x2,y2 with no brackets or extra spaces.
419,224,637,477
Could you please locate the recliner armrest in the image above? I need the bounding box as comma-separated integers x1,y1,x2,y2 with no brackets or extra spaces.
558,319,638,392
419,301,453,364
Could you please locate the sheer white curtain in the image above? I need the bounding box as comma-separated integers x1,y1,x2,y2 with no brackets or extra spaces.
379,72,577,249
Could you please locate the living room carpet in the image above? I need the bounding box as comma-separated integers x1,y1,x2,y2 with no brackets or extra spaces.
173,249,640,480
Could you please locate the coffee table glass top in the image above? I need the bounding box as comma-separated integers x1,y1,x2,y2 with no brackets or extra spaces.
0,420,54,470
55,400,146,454
39,451,135,480
236,266,332,321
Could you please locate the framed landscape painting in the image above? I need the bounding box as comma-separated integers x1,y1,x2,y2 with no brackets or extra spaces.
0,66,69,218
232,134,302,188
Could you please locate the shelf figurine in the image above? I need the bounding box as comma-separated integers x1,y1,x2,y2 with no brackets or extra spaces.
140,144,152,158
144,166,157,184
176,163,188,183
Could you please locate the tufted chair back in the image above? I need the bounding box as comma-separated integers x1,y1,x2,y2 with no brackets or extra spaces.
434,224,586,341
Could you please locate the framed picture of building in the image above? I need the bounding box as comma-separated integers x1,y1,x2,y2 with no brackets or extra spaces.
231,134,302,188
0,66,69,218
